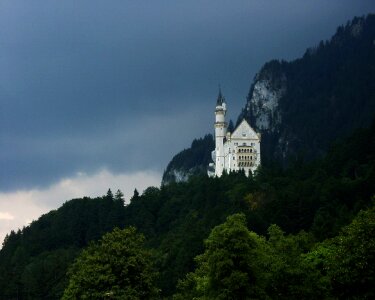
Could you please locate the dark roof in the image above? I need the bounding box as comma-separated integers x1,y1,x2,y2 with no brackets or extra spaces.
216,86,225,106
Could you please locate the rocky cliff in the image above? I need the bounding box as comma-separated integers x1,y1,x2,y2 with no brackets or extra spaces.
163,14,375,179
238,14,375,164
162,135,214,185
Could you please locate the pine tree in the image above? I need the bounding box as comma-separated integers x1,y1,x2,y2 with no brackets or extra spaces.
114,189,125,205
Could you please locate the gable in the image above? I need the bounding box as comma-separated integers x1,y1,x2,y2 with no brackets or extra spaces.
231,119,259,140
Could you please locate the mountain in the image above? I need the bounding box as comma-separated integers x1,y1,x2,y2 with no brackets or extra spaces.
163,15,375,179
2,14,375,299
162,134,214,185
238,14,375,165
1,120,374,298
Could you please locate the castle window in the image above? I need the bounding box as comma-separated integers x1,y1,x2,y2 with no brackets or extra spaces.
243,143,246,146
250,156,253,160
250,149,252,153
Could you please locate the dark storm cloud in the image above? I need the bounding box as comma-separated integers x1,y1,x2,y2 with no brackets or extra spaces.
1,0,374,191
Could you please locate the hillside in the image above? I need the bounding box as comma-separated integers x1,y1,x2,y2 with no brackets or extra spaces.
162,14,375,181
162,135,214,185
239,14,375,164
1,120,374,298
1,14,375,299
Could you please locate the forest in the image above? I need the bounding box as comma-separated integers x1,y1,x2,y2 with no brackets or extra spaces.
0,119,374,299
1,14,375,300
163,15,375,184
239,15,375,165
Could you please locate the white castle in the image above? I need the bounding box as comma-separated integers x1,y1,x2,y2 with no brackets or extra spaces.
208,89,261,177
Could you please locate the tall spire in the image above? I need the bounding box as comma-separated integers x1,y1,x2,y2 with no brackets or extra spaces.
216,84,225,106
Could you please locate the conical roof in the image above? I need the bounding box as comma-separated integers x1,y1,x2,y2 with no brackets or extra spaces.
216,86,225,106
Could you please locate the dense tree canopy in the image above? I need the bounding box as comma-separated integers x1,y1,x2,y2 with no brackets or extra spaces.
238,14,375,165
0,121,374,299
174,214,268,300
62,227,159,299
175,205,374,299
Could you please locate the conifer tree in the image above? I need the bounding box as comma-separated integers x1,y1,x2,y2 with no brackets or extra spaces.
106,188,114,201
114,189,125,205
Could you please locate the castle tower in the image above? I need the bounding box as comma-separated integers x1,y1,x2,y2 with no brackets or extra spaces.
214,88,227,177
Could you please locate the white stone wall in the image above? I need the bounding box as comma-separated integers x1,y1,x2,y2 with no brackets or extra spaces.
210,103,261,178
214,105,227,177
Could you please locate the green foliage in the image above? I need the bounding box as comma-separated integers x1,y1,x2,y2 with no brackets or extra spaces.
62,227,159,300
176,205,375,299
21,248,78,299
174,214,268,300
115,189,125,205
106,189,114,201
1,116,374,299
173,217,320,300
239,14,375,165
265,226,330,299
325,205,375,299
0,15,374,300
0,194,126,299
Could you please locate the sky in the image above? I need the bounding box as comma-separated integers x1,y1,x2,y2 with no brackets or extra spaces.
0,0,374,243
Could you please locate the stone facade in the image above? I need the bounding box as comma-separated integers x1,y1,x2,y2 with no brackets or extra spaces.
208,91,261,177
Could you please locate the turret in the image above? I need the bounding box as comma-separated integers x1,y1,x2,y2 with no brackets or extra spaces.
214,87,227,177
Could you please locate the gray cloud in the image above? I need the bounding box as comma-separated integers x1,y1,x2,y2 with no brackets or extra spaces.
1,0,374,191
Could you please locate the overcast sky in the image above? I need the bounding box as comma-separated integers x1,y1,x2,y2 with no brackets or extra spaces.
0,1,374,242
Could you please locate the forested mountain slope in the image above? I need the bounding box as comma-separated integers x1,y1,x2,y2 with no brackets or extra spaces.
1,120,374,299
162,135,214,185
162,15,375,180
1,14,375,300
239,14,375,164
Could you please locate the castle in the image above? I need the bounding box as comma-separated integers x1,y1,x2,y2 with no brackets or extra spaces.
208,90,261,177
